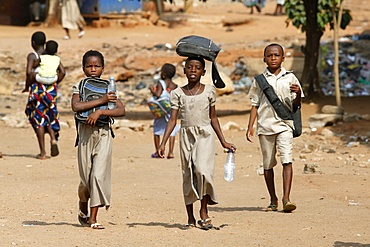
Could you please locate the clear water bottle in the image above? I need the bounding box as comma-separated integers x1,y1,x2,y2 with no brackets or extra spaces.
108,76,116,110
224,150,235,182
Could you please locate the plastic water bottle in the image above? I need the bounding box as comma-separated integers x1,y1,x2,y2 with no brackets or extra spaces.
108,76,116,110
224,150,235,182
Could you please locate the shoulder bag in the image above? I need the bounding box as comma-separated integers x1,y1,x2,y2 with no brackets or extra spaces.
254,74,302,138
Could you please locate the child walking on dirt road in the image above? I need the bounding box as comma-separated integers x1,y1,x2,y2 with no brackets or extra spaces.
246,43,304,213
24,31,62,160
71,50,126,229
149,63,179,159
157,57,236,229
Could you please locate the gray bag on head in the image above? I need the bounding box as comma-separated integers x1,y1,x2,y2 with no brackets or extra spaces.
175,35,225,88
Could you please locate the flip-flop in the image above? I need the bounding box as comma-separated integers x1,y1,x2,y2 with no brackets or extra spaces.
197,218,213,230
90,223,105,229
265,203,278,212
167,155,174,159
283,201,296,212
51,143,59,157
78,210,89,226
183,222,196,229
151,152,160,158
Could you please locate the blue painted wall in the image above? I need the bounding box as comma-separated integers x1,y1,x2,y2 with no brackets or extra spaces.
79,0,142,15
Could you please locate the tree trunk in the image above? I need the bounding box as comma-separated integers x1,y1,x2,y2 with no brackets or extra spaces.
44,0,60,27
301,0,323,99
333,0,344,107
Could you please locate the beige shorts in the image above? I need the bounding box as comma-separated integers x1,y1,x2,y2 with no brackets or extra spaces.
258,130,293,170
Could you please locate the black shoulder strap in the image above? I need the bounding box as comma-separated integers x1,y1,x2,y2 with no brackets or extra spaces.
254,74,293,120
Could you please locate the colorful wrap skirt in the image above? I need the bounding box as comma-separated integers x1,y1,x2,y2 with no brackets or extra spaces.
25,82,60,137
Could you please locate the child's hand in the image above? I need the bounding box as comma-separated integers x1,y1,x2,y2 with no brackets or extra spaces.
107,92,118,102
86,110,101,126
157,144,166,159
246,128,254,142
222,142,236,153
290,84,301,94
103,92,117,104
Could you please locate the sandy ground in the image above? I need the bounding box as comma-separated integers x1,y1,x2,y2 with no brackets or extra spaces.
0,1,370,246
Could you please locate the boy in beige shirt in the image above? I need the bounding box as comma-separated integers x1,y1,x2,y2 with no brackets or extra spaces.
246,43,304,213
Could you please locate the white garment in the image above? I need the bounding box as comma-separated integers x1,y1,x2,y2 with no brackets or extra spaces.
61,0,86,30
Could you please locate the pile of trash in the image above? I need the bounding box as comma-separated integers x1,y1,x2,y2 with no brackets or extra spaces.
320,32,370,97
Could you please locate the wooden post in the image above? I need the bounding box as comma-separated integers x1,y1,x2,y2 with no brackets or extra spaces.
332,0,344,108
184,0,193,13
44,0,60,26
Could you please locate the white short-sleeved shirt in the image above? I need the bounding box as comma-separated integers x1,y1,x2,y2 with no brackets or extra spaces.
248,67,304,136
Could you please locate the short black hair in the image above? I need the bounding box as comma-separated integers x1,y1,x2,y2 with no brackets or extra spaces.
162,63,176,78
263,43,284,56
45,40,58,55
31,31,46,46
82,50,104,67
185,56,205,69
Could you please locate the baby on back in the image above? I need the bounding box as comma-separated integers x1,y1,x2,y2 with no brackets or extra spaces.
32,40,65,85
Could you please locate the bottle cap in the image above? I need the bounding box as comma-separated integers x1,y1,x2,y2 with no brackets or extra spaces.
224,148,235,153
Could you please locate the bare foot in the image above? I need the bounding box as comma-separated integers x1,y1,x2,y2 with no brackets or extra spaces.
36,154,46,160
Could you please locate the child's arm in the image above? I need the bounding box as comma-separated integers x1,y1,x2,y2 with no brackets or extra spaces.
246,105,258,143
149,81,163,98
71,92,117,113
290,83,302,111
23,53,39,92
85,98,126,126
210,105,236,152
157,109,179,158
56,61,66,84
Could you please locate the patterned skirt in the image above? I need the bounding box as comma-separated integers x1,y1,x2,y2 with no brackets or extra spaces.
25,82,60,138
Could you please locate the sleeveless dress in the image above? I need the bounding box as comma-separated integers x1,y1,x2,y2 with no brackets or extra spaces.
170,84,218,205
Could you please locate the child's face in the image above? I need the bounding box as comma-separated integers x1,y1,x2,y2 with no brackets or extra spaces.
184,60,205,83
83,56,104,78
264,45,284,70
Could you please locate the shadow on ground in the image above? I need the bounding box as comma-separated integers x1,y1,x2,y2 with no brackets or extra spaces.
22,220,81,228
333,241,370,247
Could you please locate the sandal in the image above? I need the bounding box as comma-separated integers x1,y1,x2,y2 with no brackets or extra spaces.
183,222,196,228
78,210,89,226
151,152,160,158
197,218,213,229
265,203,278,212
90,223,105,229
283,201,296,212
51,143,59,157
